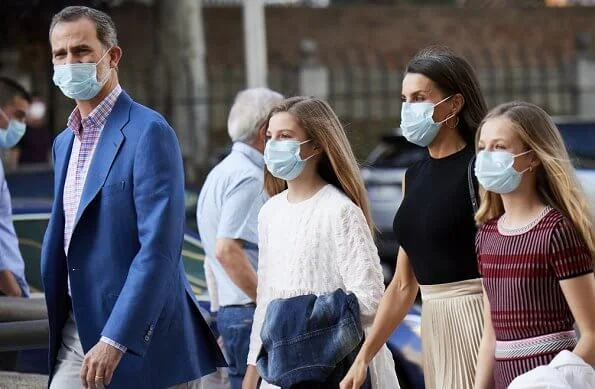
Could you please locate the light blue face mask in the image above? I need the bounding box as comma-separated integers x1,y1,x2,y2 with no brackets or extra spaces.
264,139,317,181
474,149,533,194
400,95,455,147
0,108,26,149
53,49,112,101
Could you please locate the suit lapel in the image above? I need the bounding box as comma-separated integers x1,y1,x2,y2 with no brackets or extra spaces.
44,132,74,264
74,93,131,227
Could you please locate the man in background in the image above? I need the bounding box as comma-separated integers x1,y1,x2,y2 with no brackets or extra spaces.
0,76,31,373
0,77,30,298
12,96,53,167
197,88,283,389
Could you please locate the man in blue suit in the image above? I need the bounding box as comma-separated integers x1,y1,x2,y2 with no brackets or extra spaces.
42,6,225,389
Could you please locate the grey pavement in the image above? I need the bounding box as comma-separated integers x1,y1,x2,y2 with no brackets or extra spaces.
0,371,47,389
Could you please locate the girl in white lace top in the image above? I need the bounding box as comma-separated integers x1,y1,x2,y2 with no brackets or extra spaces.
243,97,399,389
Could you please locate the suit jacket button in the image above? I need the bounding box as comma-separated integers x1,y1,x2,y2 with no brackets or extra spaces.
144,335,150,342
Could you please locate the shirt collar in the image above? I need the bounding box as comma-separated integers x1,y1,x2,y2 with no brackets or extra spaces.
66,84,123,139
232,142,264,169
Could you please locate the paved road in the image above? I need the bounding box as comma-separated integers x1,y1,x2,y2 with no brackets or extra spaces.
0,371,47,388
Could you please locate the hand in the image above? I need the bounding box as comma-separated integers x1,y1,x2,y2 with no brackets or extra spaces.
80,341,124,388
340,357,369,389
217,336,225,350
242,365,260,389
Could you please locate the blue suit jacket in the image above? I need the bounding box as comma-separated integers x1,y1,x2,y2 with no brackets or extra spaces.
41,91,226,388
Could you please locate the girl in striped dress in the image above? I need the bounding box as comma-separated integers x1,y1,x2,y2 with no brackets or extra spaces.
473,102,595,389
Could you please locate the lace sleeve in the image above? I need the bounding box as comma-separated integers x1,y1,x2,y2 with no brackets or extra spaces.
247,211,270,365
334,203,385,326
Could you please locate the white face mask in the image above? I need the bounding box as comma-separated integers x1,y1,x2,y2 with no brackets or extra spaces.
0,108,26,149
474,149,533,194
264,139,317,181
399,95,456,147
52,49,113,101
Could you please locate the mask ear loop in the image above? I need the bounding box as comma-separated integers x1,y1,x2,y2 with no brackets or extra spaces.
437,111,458,127
97,48,114,67
97,48,114,84
434,95,458,127
433,95,452,107
442,113,459,128
298,139,320,162
0,108,9,123
518,165,532,174
302,152,319,162
515,150,534,174
513,149,533,158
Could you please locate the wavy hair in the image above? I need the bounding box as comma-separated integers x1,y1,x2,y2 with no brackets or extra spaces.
406,47,488,145
475,101,595,258
264,97,375,234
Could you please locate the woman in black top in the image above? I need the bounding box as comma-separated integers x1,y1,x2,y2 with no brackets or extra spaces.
341,47,488,389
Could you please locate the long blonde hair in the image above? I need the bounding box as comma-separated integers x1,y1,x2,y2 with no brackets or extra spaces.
475,101,595,257
263,96,375,234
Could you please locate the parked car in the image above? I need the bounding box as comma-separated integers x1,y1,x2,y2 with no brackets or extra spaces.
6,184,424,388
363,119,595,279
361,131,425,272
554,117,595,205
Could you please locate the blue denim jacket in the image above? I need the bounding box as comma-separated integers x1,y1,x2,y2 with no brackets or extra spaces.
256,289,371,388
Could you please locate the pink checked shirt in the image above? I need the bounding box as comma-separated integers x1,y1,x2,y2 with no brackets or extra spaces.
62,84,126,352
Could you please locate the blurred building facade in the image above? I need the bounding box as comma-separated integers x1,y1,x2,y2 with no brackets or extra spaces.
2,1,595,178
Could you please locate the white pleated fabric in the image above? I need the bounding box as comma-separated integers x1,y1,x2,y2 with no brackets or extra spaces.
419,278,484,389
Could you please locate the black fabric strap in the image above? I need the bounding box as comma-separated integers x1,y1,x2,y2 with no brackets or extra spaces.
468,156,479,214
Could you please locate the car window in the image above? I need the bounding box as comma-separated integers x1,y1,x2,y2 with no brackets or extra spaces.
557,122,595,169
366,137,426,168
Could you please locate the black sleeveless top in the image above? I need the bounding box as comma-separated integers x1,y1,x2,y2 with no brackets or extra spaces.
393,145,480,285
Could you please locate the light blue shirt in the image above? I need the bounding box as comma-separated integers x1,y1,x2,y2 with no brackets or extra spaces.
0,161,29,296
197,142,266,307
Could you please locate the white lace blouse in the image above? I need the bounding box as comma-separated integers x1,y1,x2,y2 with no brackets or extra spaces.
247,184,400,389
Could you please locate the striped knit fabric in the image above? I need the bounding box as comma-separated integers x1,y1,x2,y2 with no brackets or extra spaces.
476,208,593,389
494,330,577,360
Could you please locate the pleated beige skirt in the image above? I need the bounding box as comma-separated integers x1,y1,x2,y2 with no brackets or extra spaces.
419,278,484,389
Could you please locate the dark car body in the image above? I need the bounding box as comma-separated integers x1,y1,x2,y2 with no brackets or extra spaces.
361,134,425,265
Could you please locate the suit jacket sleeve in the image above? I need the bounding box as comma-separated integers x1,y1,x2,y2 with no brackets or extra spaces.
101,120,186,356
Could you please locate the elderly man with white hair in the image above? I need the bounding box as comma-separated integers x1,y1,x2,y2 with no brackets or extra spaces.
196,88,284,389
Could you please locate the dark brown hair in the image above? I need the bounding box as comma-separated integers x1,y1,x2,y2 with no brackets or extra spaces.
406,47,488,145
50,6,118,49
0,77,31,108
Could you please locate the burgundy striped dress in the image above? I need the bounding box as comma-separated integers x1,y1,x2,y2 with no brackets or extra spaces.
476,208,593,389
